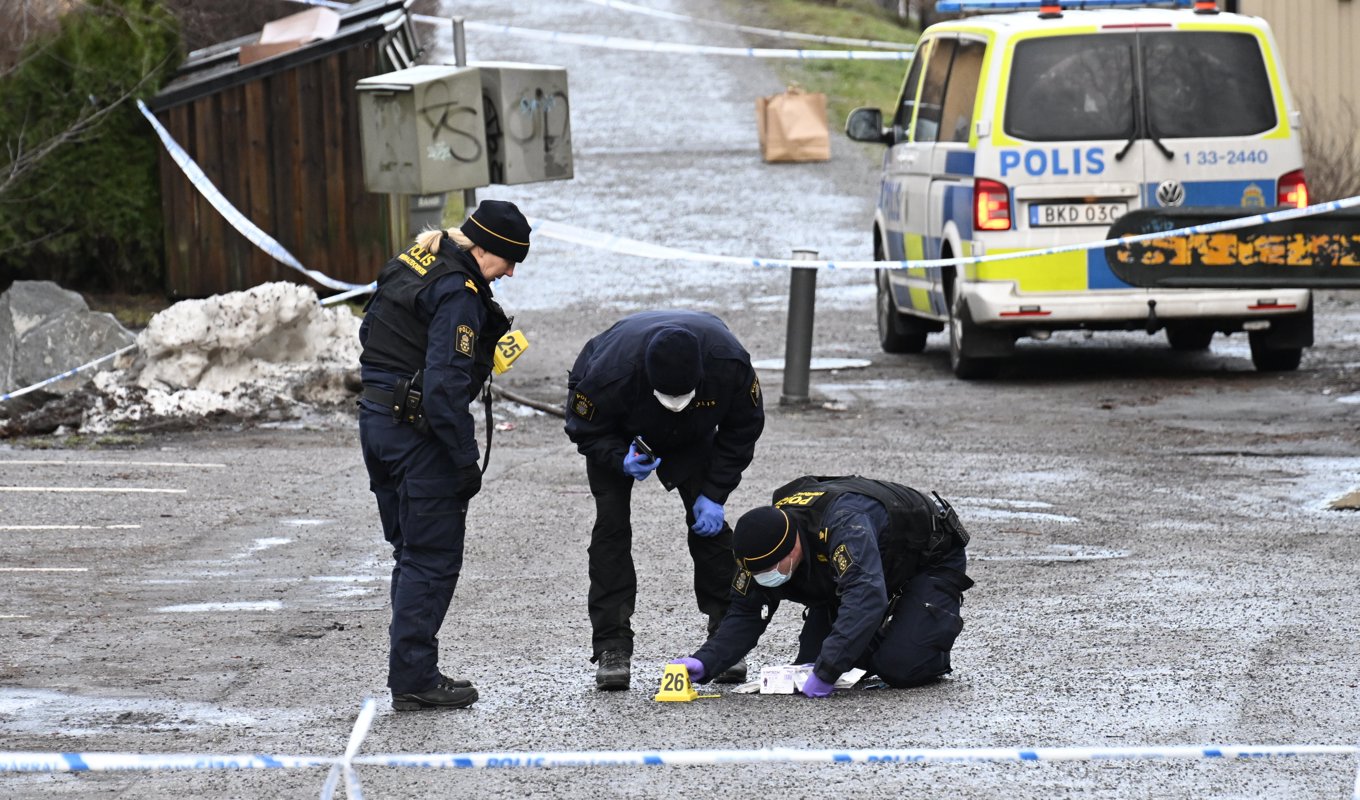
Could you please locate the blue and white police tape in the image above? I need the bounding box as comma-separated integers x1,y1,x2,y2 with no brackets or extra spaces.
453,19,914,60
531,192,1360,272
0,344,137,403
349,743,1360,769
285,0,916,60
5,694,1359,800
320,283,378,306
320,697,377,800
5,742,1356,771
136,101,371,296
577,0,915,51
0,752,335,772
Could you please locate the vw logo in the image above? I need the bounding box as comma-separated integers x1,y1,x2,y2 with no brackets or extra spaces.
1156,180,1186,207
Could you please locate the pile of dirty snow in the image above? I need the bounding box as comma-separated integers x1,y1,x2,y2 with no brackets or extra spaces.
82,283,361,432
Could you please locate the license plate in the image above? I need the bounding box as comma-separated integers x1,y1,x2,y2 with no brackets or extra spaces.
1029,202,1127,227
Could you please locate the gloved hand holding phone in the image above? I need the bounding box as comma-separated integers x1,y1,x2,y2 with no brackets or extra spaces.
622,437,660,481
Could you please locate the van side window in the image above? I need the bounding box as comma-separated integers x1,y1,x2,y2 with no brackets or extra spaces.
892,39,930,140
913,38,957,143
939,39,985,143
1142,32,1276,138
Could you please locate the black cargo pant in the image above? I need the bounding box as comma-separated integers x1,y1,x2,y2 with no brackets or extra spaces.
797,546,972,688
585,457,735,660
360,406,470,695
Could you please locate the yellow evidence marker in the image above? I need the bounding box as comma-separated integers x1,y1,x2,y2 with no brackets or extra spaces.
493,330,529,375
654,663,719,702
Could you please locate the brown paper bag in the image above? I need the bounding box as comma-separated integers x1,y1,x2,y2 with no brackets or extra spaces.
756,87,831,163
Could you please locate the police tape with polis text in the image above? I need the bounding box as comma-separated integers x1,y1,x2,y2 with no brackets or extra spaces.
383,330,530,472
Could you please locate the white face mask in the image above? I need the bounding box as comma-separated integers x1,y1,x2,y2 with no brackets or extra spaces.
653,389,696,412
754,565,791,588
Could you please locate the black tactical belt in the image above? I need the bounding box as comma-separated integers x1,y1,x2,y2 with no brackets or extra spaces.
363,372,426,431
361,386,398,413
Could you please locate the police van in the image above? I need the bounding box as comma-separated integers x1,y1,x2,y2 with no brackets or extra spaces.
846,0,1313,378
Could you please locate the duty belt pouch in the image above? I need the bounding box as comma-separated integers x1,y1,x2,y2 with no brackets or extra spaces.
392,371,430,435
932,491,970,547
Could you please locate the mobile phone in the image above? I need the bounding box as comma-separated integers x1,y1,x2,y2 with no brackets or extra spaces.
632,436,655,458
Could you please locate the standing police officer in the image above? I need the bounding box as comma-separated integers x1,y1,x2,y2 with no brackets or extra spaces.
565,310,765,690
672,476,974,695
358,200,530,711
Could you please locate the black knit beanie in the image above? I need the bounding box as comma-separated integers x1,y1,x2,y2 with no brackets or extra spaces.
645,326,704,395
461,199,531,263
733,507,795,572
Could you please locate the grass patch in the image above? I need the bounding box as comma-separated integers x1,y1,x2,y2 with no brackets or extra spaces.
721,0,918,127
85,293,173,330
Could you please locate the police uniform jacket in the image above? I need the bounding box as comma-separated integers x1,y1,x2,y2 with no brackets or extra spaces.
564,310,764,504
691,477,969,685
359,237,509,467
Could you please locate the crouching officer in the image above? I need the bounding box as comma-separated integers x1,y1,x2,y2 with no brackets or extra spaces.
357,199,530,711
672,476,974,696
565,310,765,691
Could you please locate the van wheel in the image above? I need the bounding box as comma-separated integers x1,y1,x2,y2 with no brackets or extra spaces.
1165,324,1213,351
1248,334,1302,372
876,271,928,354
949,288,1001,380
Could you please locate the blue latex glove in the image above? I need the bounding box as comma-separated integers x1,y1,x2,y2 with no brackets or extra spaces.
670,657,706,683
621,443,660,481
801,672,835,698
691,494,724,536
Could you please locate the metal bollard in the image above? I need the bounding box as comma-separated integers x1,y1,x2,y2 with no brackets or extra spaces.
780,248,818,406
452,17,477,213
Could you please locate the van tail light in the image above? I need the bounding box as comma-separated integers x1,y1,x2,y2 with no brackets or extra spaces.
1278,169,1309,209
975,179,1012,231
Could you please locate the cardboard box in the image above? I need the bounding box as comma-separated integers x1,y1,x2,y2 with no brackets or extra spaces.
239,8,340,66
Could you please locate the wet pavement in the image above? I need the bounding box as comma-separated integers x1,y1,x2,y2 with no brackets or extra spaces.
3,0,1360,797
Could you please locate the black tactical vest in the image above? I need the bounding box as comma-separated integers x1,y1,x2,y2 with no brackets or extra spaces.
361,237,510,395
770,476,962,595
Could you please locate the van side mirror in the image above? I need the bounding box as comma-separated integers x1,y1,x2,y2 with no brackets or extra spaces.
846,107,891,145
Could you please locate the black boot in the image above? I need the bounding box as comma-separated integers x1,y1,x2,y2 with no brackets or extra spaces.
595,649,631,691
714,657,748,684
392,675,479,711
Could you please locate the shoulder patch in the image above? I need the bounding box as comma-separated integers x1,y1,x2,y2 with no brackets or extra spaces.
732,568,751,596
455,324,475,357
750,375,762,406
831,543,853,577
571,391,595,420
464,278,479,294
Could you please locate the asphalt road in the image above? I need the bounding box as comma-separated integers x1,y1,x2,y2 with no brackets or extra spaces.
3,0,1360,797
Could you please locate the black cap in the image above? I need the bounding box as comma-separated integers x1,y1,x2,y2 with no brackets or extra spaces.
645,326,703,395
733,507,795,572
461,199,531,263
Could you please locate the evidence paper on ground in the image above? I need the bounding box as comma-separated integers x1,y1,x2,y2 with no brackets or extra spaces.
756,665,867,694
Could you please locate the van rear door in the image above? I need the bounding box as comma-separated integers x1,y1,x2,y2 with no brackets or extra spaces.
999,31,1146,292
1138,29,1293,212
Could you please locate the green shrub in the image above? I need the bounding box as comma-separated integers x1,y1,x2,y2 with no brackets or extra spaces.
0,0,181,293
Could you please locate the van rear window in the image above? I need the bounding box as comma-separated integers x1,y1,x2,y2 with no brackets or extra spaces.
1005,31,1276,142
1142,32,1276,138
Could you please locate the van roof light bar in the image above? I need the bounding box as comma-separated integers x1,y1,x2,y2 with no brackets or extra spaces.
936,0,1199,12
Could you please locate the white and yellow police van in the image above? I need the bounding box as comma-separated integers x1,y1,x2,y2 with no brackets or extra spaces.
846,0,1313,378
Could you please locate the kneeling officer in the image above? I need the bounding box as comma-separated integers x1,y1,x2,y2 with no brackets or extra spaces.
672,476,974,696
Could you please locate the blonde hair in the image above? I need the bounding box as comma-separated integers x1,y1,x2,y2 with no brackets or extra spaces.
415,226,474,254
